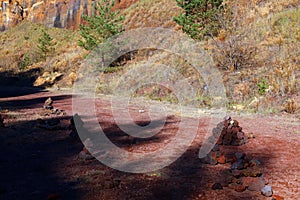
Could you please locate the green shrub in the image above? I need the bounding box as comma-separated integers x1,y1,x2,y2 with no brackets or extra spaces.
78,0,124,51
174,0,224,40
257,78,269,95
37,28,54,59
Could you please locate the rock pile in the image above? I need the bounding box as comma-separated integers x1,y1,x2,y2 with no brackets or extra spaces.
202,116,274,197
201,116,246,165
216,153,267,192
217,116,246,146
200,144,226,165
44,97,53,110
41,97,65,116
211,150,274,196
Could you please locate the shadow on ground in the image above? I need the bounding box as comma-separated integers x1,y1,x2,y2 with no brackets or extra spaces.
0,94,72,110
0,69,47,98
0,92,275,200
76,114,274,200
0,116,83,200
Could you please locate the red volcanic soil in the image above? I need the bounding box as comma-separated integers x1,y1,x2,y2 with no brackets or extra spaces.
0,87,299,200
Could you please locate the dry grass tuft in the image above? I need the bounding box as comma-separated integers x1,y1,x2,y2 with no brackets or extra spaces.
284,98,297,114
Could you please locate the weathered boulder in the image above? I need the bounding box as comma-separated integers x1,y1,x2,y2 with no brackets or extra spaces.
34,72,63,87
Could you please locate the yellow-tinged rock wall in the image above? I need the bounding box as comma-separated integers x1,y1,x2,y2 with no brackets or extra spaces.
0,0,135,31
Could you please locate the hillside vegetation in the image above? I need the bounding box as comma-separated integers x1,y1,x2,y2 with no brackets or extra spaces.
0,0,299,114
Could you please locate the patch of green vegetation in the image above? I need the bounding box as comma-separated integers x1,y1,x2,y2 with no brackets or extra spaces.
174,0,224,40
78,0,124,50
37,28,54,60
257,78,269,95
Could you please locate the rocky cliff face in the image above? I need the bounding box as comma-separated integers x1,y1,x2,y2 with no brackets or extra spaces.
0,0,136,31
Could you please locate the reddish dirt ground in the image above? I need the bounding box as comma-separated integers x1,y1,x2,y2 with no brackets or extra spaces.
0,87,299,200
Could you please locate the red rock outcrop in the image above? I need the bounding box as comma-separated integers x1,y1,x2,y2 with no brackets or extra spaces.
0,0,136,31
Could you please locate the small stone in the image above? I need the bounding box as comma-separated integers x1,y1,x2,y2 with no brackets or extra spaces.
218,169,234,187
229,183,245,192
232,177,241,184
225,154,236,163
235,152,246,160
231,126,240,135
78,148,94,161
51,108,65,116
223,132,233,145
217,154,226,164
230,159,244,170
248,133,256,139
212,183,223,190
261,185,273,197
217,132,224,144
213,128,220,139
232,120,239,127
212,144,220,152
44,97,53,110
272,195,284,200
200,152,218,165
78,151,94,160
242,176,266,191
232,169,243,177
224,115,231,121
249,159,261,167
210,152,218,165
242,166,262,177
237,138,246,146
237,131,245,139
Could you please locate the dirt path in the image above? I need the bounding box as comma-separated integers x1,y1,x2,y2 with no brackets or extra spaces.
0,88,299,200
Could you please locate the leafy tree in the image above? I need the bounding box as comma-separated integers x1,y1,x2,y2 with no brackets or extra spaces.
78,0,124,51
174,0,224,40
37,28,54,59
